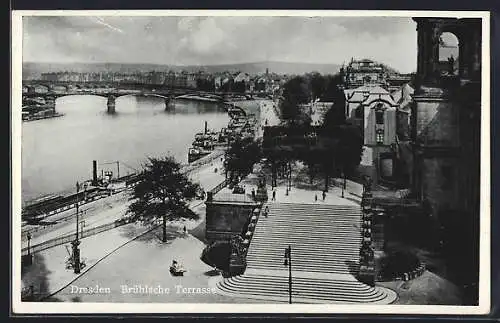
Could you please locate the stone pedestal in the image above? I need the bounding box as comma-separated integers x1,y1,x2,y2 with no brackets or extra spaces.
359,241,375,286
22,254,33,267
359,263,376,286
229,251,246,276
254,174,268,202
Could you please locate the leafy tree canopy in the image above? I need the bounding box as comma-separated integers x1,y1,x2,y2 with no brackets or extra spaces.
225,136,262,180
279,76,311,124
127,156,200,241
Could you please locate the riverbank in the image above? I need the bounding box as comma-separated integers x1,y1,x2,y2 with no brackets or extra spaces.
175,94,221,103
23,112,64,122
20,155,227,302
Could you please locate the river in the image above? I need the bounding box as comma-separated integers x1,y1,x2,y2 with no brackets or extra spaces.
21,95,231,205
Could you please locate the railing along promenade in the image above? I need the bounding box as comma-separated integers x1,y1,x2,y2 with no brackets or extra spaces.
21,218,132,256
21,148,229,253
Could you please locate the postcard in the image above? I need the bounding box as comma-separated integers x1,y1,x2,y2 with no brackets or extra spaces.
11,10,491,315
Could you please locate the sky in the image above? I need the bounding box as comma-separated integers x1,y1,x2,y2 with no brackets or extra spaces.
22,15,420,73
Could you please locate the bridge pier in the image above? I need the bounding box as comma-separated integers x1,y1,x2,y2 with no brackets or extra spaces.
107,95,116,114
165,97,174,111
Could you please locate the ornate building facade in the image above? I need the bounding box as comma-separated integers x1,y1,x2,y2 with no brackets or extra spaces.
411,17,481,218
341,58,388,89
410,17,482,301
345,85,399,184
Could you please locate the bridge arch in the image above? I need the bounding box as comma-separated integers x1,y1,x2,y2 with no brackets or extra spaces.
51,92,174,114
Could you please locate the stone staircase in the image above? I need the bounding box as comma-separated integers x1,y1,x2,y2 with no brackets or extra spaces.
215,203,397,304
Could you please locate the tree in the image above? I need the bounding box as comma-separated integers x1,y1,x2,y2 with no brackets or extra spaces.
302,121,362,192
233,81,246,93
127,156,201,242
279,76,310,125
336,122,364,177
224,136,262,182
322,74,344,99
307,71,326,101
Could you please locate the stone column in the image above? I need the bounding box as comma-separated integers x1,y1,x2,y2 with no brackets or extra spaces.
458,30,469,78
414,18,441,86
471,28,482,80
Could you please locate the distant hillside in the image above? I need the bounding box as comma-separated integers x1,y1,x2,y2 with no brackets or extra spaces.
22,61,343,80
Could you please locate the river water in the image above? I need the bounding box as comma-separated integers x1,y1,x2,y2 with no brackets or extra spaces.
21,95,231,204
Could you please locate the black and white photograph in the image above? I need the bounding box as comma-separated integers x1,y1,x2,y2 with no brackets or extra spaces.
11,10,491,314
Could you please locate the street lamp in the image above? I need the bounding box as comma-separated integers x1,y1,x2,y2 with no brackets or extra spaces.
72,181,81,274
27,232,31,256
341,171,345,198
283,245,292,304
80,220,86,238
83,182,88,202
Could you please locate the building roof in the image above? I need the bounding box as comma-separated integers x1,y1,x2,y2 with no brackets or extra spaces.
347,91,369,102
352,85,389,94
363,93,398,107
234,72,250,83
346,85,390,102
344,89,355,99
212,192,257,204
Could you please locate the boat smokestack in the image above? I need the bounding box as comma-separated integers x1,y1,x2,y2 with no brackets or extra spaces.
92,160,98,185
205,121,208,134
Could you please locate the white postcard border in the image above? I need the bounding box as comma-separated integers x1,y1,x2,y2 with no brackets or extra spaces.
11,9,491,315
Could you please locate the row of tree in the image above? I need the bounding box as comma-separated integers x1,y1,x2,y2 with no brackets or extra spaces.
224,136,262,184
125,72,361,243
278,72,346,125
125,134,263,243
274,72,363,191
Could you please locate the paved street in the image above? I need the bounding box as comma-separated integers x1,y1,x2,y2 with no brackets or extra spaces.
21,155,227,299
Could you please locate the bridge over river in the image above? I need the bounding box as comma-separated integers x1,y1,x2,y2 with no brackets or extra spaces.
22,81,258,115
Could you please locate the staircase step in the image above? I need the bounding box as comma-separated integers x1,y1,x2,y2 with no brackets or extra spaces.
213,203,393,304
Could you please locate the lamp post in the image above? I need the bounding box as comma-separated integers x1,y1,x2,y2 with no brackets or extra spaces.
80,220,85,239
72,181,81,274
283,245,292,304
83,182,88,202
343,172,347,197
27,232,31,256
341,171,345,198
287,162,292,192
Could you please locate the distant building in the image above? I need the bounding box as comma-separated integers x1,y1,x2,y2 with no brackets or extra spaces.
33,84,49,94
346,84,398,184
342,58,388,89
164,71,177,88
186,73,197,89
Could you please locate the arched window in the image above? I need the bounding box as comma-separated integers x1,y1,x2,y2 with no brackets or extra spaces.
439,32,459,76
375,106,384,125
376,129,384,144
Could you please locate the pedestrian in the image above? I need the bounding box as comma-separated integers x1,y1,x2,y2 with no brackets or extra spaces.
322,190,326,201
315,194,318,202
272,190,276,201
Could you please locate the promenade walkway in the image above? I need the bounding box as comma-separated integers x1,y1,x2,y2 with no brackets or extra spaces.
20,156,227,301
